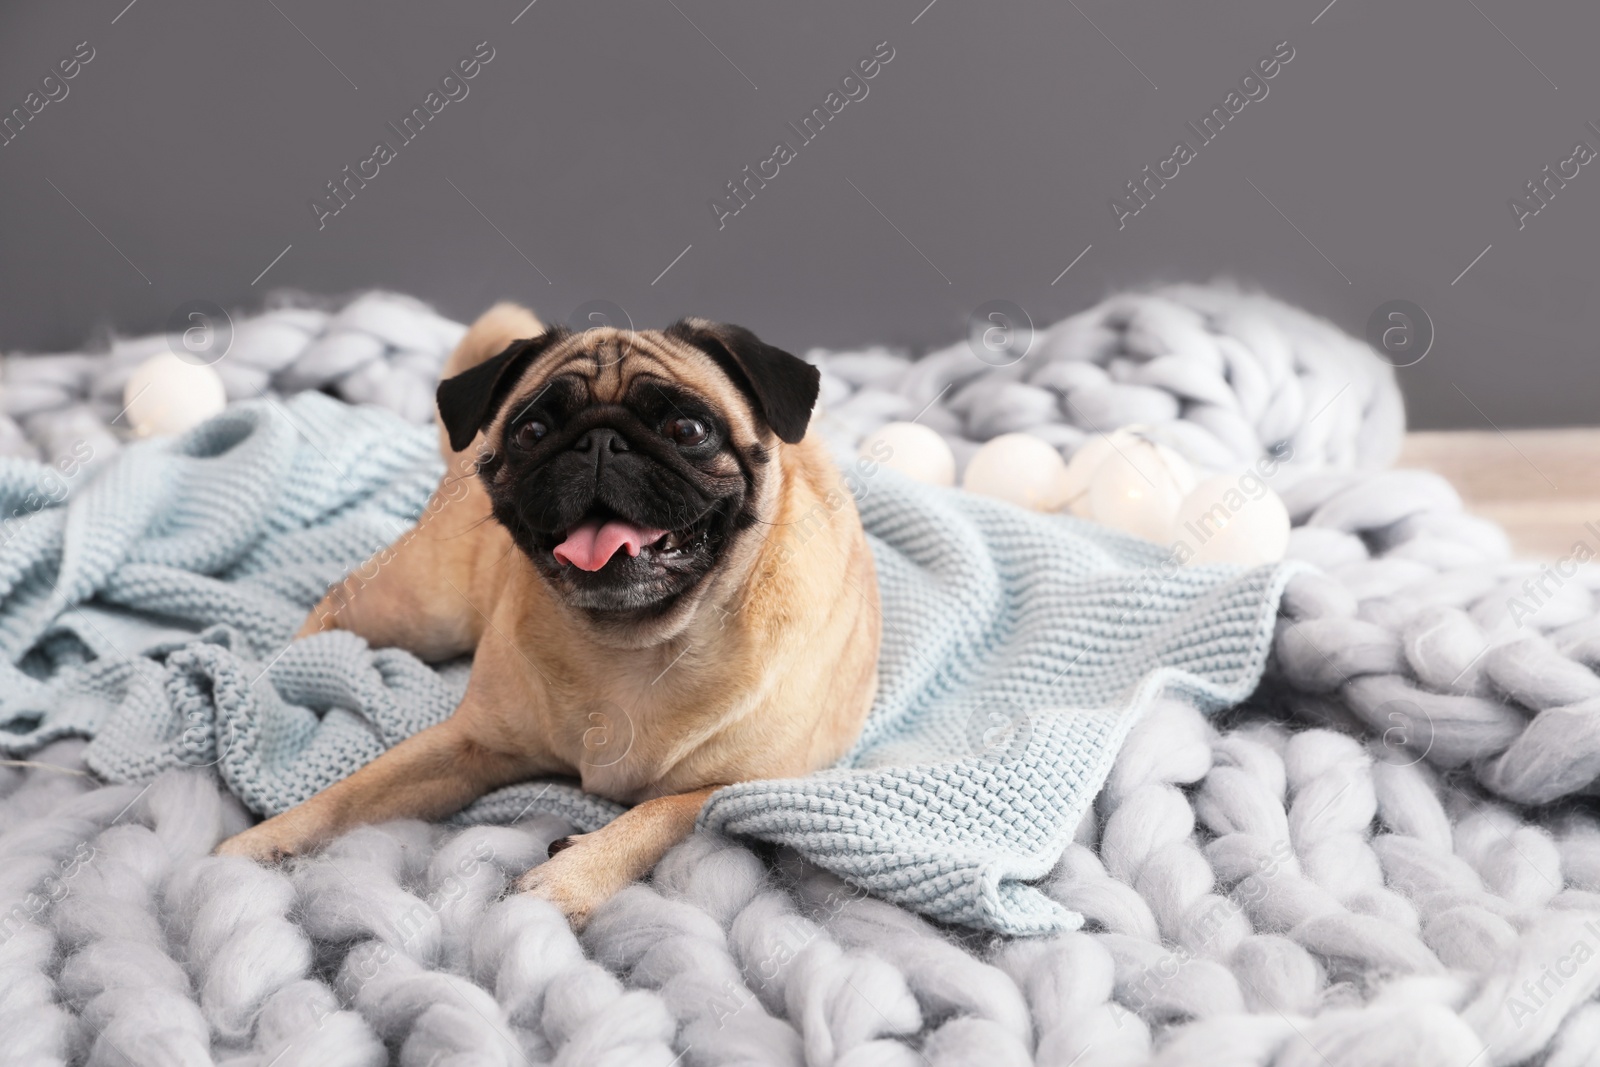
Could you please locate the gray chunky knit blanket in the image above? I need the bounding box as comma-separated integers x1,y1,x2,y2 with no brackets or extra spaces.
2,287,1597,1066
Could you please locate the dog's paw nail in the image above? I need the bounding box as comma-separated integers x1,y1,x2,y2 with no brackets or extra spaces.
547,836,574,858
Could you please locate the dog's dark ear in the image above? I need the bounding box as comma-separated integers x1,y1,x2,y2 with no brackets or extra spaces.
666,319,819,444
437,330,567,452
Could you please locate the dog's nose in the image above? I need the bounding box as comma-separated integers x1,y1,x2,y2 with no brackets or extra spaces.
573,428,629,455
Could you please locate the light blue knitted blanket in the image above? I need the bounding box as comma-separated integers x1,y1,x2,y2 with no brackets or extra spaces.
0,393,1297,935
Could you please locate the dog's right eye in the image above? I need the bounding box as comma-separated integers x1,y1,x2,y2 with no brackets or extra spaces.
513,420,548,448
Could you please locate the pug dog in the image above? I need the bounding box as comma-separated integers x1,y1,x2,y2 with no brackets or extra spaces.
216,304,882,926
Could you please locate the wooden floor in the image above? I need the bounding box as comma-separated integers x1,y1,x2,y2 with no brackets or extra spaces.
1399,428,1600,559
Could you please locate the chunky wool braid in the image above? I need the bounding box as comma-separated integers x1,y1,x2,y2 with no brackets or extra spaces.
812,282,1405,477
6,712,1600,1061
4,286,1600,1062
0,292,465,466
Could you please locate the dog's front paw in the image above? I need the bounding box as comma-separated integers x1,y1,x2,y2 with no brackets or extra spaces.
214,820,302,864
515,833,624,929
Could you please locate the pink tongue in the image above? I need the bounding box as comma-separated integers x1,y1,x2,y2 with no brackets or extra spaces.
553,518,669,571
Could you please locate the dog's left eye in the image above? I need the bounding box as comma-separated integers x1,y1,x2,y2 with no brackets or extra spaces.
664,417,708,447
513,420,548,448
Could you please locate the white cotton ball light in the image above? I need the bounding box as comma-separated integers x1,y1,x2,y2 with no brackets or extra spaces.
122,352,228,438
1068,430,1197,542
1172,473,1291,566
1059,432,1121,517
860,421,957,487
961,432,1070,511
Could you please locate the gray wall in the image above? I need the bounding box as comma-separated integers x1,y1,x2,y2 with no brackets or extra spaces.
1,0,1595,430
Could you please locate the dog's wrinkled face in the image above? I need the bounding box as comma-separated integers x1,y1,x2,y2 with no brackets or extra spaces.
436,319,819,617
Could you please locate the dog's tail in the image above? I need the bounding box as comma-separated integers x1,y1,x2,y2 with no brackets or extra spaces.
436,302,543,459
